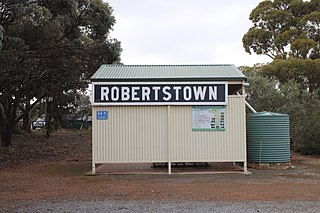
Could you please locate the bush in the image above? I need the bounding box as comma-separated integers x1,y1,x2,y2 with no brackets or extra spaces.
294,98,320,154
245,69,320,155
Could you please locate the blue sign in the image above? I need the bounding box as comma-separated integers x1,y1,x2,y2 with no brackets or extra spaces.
96,111,108,120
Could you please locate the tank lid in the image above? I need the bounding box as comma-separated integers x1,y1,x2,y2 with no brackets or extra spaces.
248,111,288,117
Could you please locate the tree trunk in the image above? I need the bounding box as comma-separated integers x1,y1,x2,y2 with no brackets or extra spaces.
0,123,12,147
45,100,52,138
0,103,12,147
22,101,32,133
54,109,65,129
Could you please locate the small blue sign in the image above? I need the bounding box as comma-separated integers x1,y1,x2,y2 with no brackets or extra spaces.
96,111,108,120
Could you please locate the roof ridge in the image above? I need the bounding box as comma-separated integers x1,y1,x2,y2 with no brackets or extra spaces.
91,64,246,81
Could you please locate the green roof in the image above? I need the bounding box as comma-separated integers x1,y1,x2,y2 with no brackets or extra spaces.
91,64,246,82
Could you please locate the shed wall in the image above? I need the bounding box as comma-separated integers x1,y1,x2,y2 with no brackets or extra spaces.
170,96,246,162
93,106,168,163
92,95,246,164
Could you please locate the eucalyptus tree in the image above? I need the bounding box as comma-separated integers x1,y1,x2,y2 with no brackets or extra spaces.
261,58,320,94
242,0,320,154
0,0,121,146
243,0,320,60
242,65,320,154
243,0,320,93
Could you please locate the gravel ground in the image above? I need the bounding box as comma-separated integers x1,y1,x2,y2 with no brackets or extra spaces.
4,200,319,213
1,130,320,213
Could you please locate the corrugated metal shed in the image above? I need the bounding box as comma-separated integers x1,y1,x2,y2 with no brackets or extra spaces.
91,64,246,81
91,64,248,174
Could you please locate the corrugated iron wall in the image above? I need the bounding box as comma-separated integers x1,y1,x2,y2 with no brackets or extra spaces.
92,95,246,164
93,106,168,163
170,96,246,162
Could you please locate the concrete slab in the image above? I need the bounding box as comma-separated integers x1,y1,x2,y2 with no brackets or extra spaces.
96,162,244,175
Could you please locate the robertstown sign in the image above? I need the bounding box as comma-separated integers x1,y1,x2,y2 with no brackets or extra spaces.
92,82,228,105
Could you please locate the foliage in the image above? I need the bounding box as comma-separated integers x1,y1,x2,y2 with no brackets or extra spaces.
261,58,320,94
294,97,320,154
243,65,320,154
29,90,91,129
243,1,320,154
243,0,320,60
71,91,91,116
241,65,283,112
0,0,121,146
51,90,91,128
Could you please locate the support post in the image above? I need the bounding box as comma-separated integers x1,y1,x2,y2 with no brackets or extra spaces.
167,105,172,175
92,162,96,174
92,108,96,175
244,161,251,175
242,83,251,175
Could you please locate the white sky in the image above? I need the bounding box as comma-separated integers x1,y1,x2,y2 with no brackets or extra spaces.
105,0,272,67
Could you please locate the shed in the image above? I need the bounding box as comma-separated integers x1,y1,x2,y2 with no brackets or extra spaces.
91,64,248,174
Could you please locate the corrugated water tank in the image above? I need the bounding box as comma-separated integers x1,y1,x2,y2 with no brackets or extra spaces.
247,112,290,163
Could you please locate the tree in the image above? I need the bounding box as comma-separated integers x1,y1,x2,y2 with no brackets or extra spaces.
294,96,320,154
240,65,283,112
0,0,122,146
242,0,320,154
242,0,320,60
261,58,320,94
243,65,320,154
45,89,92,130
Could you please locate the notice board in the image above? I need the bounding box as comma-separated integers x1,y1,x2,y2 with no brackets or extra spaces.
192,106,225,131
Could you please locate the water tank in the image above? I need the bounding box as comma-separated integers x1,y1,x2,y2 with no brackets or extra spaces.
247,112,290,163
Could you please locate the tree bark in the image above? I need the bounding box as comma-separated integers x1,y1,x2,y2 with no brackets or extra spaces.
21,101,32,133
45,100,52,138
0,123,12,147
0,103,12,147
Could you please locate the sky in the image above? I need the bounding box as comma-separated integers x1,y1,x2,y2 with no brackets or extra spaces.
105,0,272,67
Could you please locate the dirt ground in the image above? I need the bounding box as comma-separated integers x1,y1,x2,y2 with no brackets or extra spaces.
1,130,320,210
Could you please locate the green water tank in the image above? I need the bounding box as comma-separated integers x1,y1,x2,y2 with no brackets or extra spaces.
247,112,290,163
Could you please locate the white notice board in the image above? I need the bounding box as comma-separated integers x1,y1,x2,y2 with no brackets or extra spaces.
192,106,225,131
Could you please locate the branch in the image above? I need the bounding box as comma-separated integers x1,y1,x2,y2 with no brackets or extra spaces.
14,87,62,125
58,3,88,42
265,52,275,59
